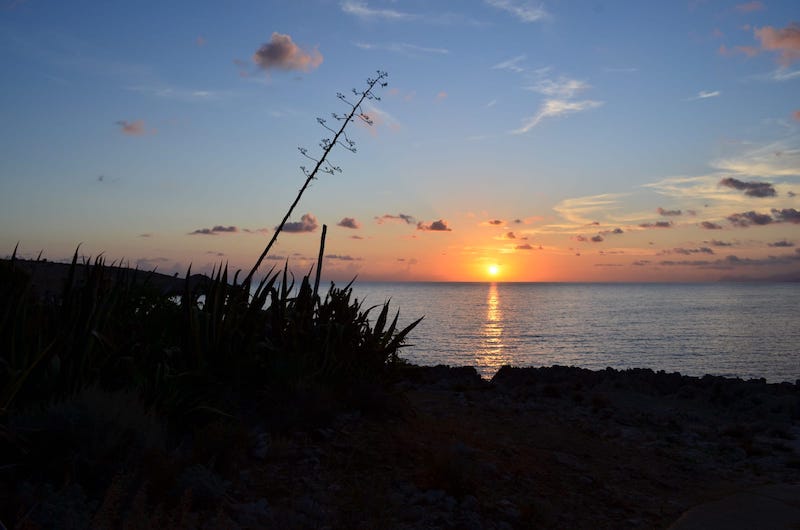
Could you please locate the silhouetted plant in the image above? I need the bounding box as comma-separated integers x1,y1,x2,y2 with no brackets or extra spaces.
244,70,388,285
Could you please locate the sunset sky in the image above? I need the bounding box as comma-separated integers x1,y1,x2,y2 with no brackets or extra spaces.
1,0,799,282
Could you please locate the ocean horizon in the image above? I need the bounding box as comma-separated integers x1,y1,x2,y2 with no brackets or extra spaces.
349,281,800,383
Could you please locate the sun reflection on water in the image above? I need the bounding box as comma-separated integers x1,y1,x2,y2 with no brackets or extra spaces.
478,282,508,372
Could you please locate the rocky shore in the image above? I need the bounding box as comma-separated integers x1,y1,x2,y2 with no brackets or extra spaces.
11,364,800,529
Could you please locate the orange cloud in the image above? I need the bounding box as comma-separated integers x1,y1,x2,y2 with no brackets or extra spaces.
115,120,148,136
755,23,800,64
793,110,800,121
253,33,323,72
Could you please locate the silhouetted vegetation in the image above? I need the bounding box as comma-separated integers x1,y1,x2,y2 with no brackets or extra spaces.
0,72,426,528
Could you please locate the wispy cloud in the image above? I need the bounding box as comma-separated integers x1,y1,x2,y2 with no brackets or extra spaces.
713,138,800,177
126,85,226,102
527,76,591,98
484,0,548,22
552,193,627,225
688,90,721,100
354,42,449,54
341,1,416,21
513,72,603,133
492,55,527,73
252,33,323,73
513,98,603,133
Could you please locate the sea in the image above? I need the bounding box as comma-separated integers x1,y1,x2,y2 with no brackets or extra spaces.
349,282,800,383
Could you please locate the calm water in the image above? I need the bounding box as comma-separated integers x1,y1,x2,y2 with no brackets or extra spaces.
350,282,800,383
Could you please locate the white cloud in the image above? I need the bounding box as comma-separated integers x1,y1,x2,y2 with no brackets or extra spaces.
355,42,448,54
341,1,416,20
485,0,548,22
688,90,721,100
552,193,628,225
527,76,590,98
513,99,603,133
712,139,800,177
492,55,527,73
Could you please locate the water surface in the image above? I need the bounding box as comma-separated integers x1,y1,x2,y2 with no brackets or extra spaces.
351,282,800,383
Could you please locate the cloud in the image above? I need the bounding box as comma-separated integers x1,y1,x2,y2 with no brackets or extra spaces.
350,235,365,240
794,110,800,121
639,221,673,228
138,233,152,238
553,193,626,225
735,1,764,12
515,243,534,250
487,219,504,225
513,99,602,133
768,239,794,247
189,225,239,235
528,77,591,99
417,219,452,231
772,207,800,223
325,254,362,261
341,1,415,20
116,120,148,136
376,213,415,225
492,55,527,73
708,239,734,246
573,235,588,242
355,42,448,54
590,235,604,243
727,210,773,227
670,247,715,255
125,85,226,102
660,253,800,269
657,207,682,216
712,138,800,177
700,221,724,230
436,91,448,101
242,227,270,234
755,23,800,65
632,260,651,266
689,90,721,100
196,36,206,46
484,0,547,22
337,217,361,229
252,33,323,73
282,213,318,233
719,177,776,197
600,227,624,235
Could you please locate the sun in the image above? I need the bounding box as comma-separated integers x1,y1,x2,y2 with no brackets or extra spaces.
487,264,500,277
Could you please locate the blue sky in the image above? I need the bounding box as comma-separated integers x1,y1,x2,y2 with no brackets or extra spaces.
1,0,799,281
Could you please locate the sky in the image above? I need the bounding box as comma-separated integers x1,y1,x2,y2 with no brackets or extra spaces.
1,0,799,282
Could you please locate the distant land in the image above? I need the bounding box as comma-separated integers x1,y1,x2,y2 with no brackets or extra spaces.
1,258,210,298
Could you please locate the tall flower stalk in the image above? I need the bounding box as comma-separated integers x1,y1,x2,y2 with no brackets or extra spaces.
243,71,388,285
